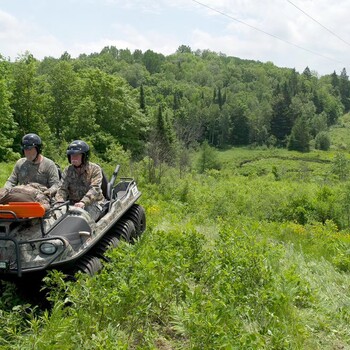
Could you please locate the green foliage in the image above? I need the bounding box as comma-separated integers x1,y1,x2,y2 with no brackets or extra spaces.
288,116,311,152
0,162,17,187
0,59,17,161
3,46,350,161
46,60,81,140
315,131,331,150
3,147,350,348
78,68,147,157
332,152,350,181
147,106,178,168
11,53,50,145
196,140,221,173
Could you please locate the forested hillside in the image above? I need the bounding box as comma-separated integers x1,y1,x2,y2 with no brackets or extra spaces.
1,45,349,170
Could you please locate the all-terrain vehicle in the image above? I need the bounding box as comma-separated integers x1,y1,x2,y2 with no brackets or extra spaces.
0,165,146,280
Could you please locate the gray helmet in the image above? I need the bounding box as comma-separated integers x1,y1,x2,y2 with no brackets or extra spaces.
67,140,90,164
21,133,42,153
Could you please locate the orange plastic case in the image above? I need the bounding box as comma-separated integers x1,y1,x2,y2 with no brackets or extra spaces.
0,202,45,219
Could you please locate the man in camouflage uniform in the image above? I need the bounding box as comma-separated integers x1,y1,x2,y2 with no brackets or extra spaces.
5,133,60,199
55,140,105,221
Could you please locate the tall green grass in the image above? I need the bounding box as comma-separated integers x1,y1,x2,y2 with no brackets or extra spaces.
0,162,14,187
4,220,350,349
1,147,350,348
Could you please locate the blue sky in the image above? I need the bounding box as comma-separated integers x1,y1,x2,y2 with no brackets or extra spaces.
1,0,350,76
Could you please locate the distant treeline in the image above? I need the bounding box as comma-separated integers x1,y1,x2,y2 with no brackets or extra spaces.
0,45,348,163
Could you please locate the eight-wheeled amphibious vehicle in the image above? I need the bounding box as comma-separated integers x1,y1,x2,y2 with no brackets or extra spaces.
0,165,146,280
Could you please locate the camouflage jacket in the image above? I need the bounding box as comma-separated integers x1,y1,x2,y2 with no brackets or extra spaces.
0,183,51,210
55,162,105,207
5,156,60,196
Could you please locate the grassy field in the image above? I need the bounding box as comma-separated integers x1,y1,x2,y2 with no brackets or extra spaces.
0,149,349,348
1,122,350,348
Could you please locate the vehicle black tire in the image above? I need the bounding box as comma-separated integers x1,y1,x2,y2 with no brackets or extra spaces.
75,255,102,276
124,204,146,238
114,219,136,242
92,234,120,261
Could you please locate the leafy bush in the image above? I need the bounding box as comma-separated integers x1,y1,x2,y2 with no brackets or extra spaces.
196,141,221,173
315,131,331,151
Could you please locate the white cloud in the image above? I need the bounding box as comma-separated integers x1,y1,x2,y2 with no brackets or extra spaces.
0,10,25,41
1,0,349,74
0,10,64,59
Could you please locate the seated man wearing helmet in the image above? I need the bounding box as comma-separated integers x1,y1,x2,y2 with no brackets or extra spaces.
55,140,105,221
4,133,60,199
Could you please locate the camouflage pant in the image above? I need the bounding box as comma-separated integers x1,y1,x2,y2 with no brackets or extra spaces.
85,203,103,221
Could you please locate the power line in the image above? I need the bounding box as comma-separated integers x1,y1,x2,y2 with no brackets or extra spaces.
286,0,350,47
191,0,344,65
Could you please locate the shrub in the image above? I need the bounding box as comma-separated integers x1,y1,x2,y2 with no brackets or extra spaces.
315,132,331,151
196,141,221,173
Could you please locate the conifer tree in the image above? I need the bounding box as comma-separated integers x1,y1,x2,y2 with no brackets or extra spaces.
339,68,350,112
288,116,310,152
270,92,292,146
140,84,146,112
331,71,340,96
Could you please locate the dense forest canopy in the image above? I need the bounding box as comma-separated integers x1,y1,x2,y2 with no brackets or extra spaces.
0,46,348,164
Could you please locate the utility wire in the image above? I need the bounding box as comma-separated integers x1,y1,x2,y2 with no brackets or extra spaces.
286,0,350,47
191,0,344,65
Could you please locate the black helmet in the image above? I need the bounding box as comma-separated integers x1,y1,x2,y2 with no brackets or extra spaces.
67,140,90,164
21,133,42,153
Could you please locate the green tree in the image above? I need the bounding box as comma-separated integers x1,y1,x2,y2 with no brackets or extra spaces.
323,93,343,126
143,50,165,74
79,68,147,157
330,70,339,96
288,116,310,152
289,94,316,126
0,58,17,161
140,84,146,112
11,53,44,137
229,94,251,146
310,112,328,137
119,63,149,88
118,48,133,64
302,66,312,79
153,106,177,165
270,93,292,146
46,60,80,140
133,49,143,63
203,103,221,146
332,153,349,181
176,45,192,54
196,140,221,173
248,99,272,146
66,96,99,140
145,106,177,183
3,44,347,159
173,104,204,148
314,131,331,151
339,68,350,112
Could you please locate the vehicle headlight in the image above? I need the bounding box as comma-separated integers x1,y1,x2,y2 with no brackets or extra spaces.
40,242,58,255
